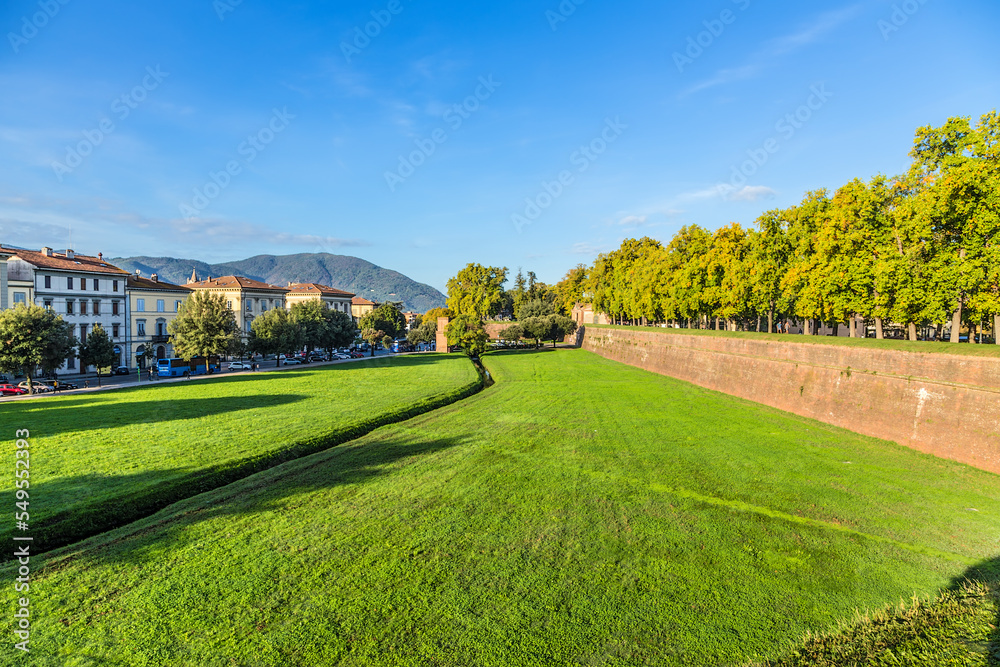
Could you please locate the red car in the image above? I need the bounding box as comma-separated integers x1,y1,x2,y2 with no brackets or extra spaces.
0,384,28,396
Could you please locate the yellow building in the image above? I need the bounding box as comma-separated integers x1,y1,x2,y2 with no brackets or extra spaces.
351,296,377,323
285,283,354,315
186,275,289,337
127,272,192,368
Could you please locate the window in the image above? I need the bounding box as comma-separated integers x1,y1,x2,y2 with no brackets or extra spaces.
79,324,87,342
112,323,120,338
246,300,253,312
79,300,87,315
227,301,232,310
66,300,74,315
93,300,101,315
246,320,253,333
81,278,86,291
93,279,99,290
67,277,73,289
136,298,145,312
113,280,119,292
66,355,75,370
112,300,120,316
44,275,51,289
175,300,182,312
261,301,268,312
13,292,26,305
157,299,165,312
156,320,167,336
43,299,53,311
137,320,146,336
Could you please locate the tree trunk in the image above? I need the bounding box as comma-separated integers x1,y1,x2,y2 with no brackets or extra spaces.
849,316,857,338
908,322,918,341
756,315,762,332
950,300,963,343
875,317,884,340
767,307,774,333
995,315,1000,345
971,323,979,344
832,322,839,337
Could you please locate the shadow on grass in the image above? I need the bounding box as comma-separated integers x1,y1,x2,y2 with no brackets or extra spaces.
9,393,306,438
5,371,483,560
38,433,465,569
951,557,1000,662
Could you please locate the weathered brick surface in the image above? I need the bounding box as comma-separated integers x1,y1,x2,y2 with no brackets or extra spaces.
581,327,1000,474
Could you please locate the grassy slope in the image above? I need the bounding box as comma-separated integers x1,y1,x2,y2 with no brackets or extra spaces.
4,349,999,666
588,323,1000,359
0,355,479,554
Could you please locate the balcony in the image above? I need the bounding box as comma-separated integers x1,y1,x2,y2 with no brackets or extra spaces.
151,335,170,344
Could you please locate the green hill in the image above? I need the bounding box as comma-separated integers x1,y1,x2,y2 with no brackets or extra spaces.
110,253,446,312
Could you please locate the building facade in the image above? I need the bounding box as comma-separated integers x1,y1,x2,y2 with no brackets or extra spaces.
3,247,130,372
285,283,355,314
127,272,192,368
351,296,377,323
186,275,289,337
0,248,11,310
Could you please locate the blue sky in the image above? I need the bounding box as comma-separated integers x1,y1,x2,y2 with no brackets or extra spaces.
1,0,998,292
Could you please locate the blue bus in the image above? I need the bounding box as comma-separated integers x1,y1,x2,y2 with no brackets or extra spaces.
157,356,221,378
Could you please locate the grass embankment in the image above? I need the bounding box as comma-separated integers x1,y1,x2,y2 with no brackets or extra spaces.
587,323,1000,359
5,349,998,665
0,354,480,555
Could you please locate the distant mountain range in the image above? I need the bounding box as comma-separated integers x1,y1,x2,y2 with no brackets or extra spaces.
109,253,446,313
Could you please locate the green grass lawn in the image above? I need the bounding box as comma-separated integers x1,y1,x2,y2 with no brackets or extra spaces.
0,354,480,554
588,323,1000,358
4,349,999,665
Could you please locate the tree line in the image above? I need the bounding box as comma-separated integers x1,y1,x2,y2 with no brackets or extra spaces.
552,112,1000,343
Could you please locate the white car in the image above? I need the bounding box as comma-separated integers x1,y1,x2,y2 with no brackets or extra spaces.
333,353,351,360
228,361,252,371
283,358,304,365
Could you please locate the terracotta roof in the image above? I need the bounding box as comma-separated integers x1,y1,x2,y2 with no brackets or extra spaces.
2,246,130,276
187,275,288,292
287,282,355,298
351,297,377,306
127,275,192,293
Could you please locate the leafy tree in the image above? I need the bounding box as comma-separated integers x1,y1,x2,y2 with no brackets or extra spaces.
320,309,357,353
290,300,329,354
382,334,394,352
360,327,386,356
407,317,438,348
497,323,524,345
748,210,792,332
510,269,528,320
447,263,508,321
517,299,554,320
553,264,589,316
445,314,489,358
0,304,76,394
250,308,302,367
520,314,578,348
359,302,405,340
422,307,452,323
79,324,117,386
168,291,240,367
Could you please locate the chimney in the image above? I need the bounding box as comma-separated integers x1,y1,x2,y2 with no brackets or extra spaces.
42,247,53,257
98,252,103,261
135,269,141,278
65,249,75,259
151,273,158,283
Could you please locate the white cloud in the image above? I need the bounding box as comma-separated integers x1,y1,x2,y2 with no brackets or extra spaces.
727,185,777,202
617,215,648,227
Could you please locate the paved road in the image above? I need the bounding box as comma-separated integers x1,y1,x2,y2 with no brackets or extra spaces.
0,350,401,403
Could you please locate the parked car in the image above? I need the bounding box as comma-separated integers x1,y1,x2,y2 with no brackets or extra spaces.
283,358,304,365
309,354,327,362
349,351,365,359
0,384,28,396
113,366,131,376
45,380,79,391
17,381,51,393
228,361,252,371
330,352,349,360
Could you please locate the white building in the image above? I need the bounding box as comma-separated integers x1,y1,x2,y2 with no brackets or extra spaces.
3,246,131,373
